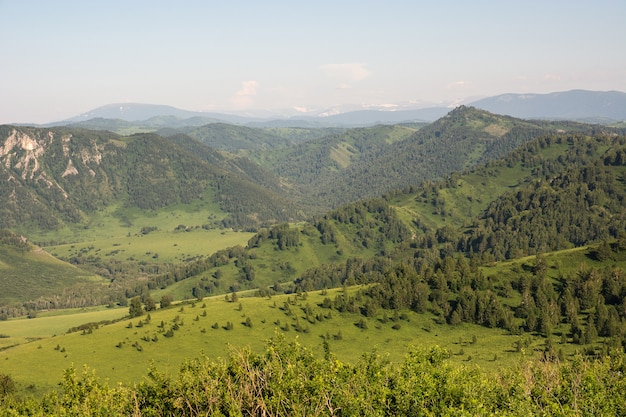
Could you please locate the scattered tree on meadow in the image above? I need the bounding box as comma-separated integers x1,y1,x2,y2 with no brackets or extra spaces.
128,296,143,318
159,294,173,308
143,296,156,312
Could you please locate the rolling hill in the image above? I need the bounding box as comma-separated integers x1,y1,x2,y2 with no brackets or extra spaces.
135,128,626,305
2,108,625,318
264,106,613,210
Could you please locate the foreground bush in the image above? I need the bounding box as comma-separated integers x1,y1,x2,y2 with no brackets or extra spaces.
1,335,625,416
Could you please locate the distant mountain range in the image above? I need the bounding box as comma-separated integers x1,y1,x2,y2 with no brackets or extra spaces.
62,103,257,125
28,89,626,130
54,103,450,128
470,90,626,123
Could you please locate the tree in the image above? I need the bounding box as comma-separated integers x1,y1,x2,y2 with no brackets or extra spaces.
448,310,462,326
192,286,204,301
160,294,173,308
144,296,156,312
593,240,613,261
533,254,548,278
129,296,143,318
0,373,15,398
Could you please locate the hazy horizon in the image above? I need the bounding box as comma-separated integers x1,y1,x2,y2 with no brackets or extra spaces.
1,0,625,124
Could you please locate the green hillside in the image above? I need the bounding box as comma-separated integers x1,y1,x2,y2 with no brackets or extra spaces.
2,123,626,413
0,230,105,311
0,273,606,396
0,126,302,234
170,123,310,153
2,240,626,401
265,106,612,211
3,118,624,320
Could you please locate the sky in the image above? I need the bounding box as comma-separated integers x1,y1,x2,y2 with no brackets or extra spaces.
1,0,625,124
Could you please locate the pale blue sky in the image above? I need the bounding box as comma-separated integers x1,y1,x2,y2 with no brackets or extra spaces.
1,0,625,124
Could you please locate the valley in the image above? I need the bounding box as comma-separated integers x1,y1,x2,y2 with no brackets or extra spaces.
1,104,626,414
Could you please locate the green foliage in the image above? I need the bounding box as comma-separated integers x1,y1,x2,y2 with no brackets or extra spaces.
0,126,303,236
462,138,626,260
5,113,626,415
143,296,156,312
267,106,609,211
159,294,173,309
1,335,625,415
128,296,143,318
0,374,16,399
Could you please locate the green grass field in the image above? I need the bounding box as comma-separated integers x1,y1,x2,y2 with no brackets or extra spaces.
29,196,226,245
151,221,379,301
0,200,254,307
0,246,106,305
46,227,254,265
0,285,586,398
0,306,127,349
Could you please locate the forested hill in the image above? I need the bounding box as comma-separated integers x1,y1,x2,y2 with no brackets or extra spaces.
265,106,613,210
143,130,626,303
163,123,342,155
0,125,300,232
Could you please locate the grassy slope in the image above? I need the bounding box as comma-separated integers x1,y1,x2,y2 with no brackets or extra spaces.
3,135,626,396
0,195,254,307
151,221,379,301
4,241,623,395
5,237,619,398
0,287,551,397
0,246,105,306
47,226,253,266
389,142,572,231
29,189,225,244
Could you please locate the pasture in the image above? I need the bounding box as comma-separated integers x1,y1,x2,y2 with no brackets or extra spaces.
1,287,571,397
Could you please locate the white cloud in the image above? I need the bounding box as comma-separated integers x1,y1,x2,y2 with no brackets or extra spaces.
321,63,371,82
543,73,561,81
236,80,259,96
446,80,467,89
231,80,259,108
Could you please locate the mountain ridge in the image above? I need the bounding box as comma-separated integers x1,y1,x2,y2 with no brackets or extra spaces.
0,125,301,232
470,89,626,121
33,89,626,130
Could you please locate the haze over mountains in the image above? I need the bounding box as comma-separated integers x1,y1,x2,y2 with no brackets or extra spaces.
38,89,626,129
471,90,626,122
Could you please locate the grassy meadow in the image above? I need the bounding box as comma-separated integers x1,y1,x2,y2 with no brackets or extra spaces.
32,199,255,271
0,284,585,398
29,192,226,245
1,199,255,308
0,246,106,306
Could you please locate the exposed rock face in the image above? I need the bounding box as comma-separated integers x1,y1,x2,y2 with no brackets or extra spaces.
0,126,112,229
1,127,105,182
